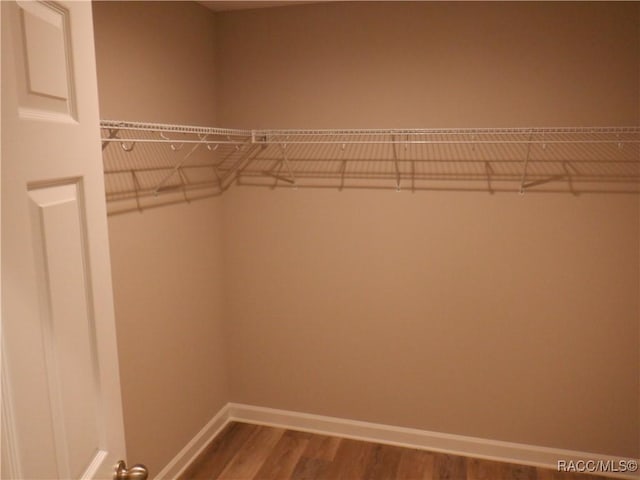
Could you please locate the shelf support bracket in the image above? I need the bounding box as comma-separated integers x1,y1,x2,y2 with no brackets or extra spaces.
221,143,261,190
411,160,415,193
131,170,142,212
263,162,292,185
563,161,577,195
265,168,297,185
519,131,534,195
392,134,401,191
338,142,347,191
211,164,223,189
339,160,347,191
265,144,297,186
102,128,120,151
485,161,494,194
178,168,190,202
522,175,565,190
280,143,297,187
152,135,207,196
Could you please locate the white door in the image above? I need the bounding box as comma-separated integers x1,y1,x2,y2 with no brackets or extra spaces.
1,1,133,478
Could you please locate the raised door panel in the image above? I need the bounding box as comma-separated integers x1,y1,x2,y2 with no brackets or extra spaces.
12,1,77,121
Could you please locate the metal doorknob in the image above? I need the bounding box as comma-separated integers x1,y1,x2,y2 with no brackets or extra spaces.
114,460,148,480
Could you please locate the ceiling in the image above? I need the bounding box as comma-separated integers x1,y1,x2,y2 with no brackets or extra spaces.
198,1,323,12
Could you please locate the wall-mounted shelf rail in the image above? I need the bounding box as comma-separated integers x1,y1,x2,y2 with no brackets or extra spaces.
100,120,640,213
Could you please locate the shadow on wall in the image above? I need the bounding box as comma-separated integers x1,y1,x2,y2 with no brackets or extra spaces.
101,124,248,214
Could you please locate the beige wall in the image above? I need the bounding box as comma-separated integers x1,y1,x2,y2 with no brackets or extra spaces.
92,2,228,475
216,2,638,129
217,2,640,457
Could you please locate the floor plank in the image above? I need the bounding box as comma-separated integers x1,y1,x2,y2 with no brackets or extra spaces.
322,438,374,480
537,470,610,480
363,443,404,480
396,448,435,479
502,463,537,480
253,430,311,479
290,456,332,480
433,453,467,480
216,425,284,480
467,458,504,480
302,433,342,461
178,422,259,480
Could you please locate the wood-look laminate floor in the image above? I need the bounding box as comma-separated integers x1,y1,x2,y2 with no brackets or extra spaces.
178,422,618,480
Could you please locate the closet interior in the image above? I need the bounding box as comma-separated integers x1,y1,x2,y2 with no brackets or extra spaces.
92,1,640,477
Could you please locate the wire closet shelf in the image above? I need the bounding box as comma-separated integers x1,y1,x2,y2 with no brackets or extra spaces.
100,120,640,210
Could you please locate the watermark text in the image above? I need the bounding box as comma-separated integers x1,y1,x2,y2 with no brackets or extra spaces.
557,459,638,474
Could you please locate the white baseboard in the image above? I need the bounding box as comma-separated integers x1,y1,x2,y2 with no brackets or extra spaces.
227,403,639,480
156,402,639,479
154,404,231,480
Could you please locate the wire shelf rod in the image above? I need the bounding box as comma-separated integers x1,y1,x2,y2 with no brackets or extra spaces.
238,158,639,164
251,139,640,145
237,166,640,178
257,126,640,136
235,180,640,195
237,173,640,184
101,120,639,142
101,138,248,145
100,119,251,136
